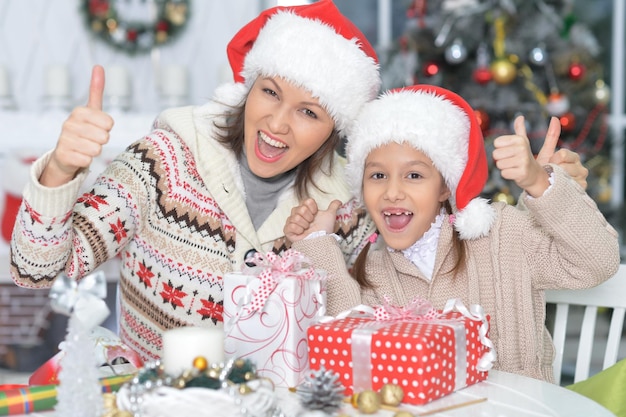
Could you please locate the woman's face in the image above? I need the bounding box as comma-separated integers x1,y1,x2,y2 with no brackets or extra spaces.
244,76,335,178
363,142,451,251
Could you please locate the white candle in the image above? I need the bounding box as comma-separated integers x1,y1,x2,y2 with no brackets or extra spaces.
105,65,131,99
45,65,70,98
0,65,10,97
160,65,188,98
161,326,225,376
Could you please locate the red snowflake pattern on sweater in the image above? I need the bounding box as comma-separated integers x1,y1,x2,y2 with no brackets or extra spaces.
137,261,155,288
197,295,223,324
109,218,128,243
160,280,187,309
77,190,109,210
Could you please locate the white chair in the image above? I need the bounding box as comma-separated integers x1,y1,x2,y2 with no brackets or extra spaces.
545,264,626,385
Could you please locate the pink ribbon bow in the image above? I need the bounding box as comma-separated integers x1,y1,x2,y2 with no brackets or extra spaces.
373,295,439,321
244,249,318,314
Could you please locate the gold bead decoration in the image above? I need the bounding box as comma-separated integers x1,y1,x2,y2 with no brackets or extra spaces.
192,356,208,371
356,389,381,414
238,384,253,395
350,393,360,408
244,371,255,381
206,368,221,379
172,377,187,389
380,383,404,406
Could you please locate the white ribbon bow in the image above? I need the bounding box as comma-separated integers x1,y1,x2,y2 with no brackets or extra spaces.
49,271,110,330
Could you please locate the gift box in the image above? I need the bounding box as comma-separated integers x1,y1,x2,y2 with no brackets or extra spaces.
0,373,134,416
307,298,496,405
223,249,326,388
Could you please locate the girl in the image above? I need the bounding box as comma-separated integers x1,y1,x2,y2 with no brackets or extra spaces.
284,85,620,382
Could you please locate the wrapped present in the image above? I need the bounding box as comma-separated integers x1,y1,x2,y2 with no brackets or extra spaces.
224,249,326,388
0,373,134,416
307,297,496,405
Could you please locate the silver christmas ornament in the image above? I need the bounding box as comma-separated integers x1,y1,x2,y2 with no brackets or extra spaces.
529,45,548,66
445,38,468,64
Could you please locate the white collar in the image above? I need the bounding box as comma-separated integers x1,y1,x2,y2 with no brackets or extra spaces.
390,209,445,280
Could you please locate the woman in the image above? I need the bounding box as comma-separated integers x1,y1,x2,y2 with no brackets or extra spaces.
9,0,380,361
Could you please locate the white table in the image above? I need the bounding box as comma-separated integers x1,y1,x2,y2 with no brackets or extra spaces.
5,370,615,417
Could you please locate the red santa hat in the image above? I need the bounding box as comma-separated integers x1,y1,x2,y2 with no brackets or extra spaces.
215,0,381,135
345,85,496,240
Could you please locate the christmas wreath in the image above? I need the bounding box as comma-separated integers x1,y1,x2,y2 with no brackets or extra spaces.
84,0,190,53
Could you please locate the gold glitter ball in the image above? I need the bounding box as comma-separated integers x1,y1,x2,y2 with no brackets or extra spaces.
356,390,381,414
380,383,404,406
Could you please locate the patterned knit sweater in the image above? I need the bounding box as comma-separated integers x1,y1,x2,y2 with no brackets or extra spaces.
9,104,374,361
293,165,621,383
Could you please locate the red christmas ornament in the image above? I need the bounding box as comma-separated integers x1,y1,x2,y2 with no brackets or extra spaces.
422,61,440,78
473,67,492,85
156,20,170,32
474,109,490,133
568,62,586,81
89,0,110,16
126,29,138,42
559,112,576,132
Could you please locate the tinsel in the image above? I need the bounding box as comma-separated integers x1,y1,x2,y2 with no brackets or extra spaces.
114,358,285,417
296,366,345,414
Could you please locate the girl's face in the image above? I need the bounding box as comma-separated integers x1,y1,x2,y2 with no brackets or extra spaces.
363,142,451,251
244,76,335,178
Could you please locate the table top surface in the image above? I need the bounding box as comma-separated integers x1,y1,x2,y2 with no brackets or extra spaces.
4,369,614,417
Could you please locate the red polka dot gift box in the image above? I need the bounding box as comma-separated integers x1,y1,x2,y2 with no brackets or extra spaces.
307,298,496,405
223,249,327,389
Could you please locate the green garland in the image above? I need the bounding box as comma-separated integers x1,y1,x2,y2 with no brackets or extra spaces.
84,0,190,54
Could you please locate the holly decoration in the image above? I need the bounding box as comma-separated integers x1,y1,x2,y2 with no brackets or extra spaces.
84,0,190,53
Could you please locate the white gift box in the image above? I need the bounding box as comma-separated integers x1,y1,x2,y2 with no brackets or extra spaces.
223,251,326,388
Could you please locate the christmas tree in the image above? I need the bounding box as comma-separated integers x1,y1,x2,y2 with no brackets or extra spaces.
380,0,612,212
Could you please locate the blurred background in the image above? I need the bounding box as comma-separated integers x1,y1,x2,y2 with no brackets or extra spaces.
0,0,624,384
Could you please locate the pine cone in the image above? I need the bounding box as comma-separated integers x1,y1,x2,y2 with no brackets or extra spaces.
297,366,345,413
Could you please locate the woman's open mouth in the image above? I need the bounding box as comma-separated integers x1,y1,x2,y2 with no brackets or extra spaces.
255,131,288,162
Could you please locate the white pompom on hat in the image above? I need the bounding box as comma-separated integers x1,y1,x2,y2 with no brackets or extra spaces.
217,0,381,136
345,85,496,240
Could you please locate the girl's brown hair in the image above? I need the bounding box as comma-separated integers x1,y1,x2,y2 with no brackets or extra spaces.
213,99,342,200
350,200,466,288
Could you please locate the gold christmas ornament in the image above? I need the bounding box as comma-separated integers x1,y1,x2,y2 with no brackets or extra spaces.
356,390,382,414
493,188,516,205
594,80,611,105
193,356,208,371
380,383,404,406
491,58,517,85
166,3,188,26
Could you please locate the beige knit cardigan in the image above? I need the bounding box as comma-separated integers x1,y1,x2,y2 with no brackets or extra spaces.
294,165,620,383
